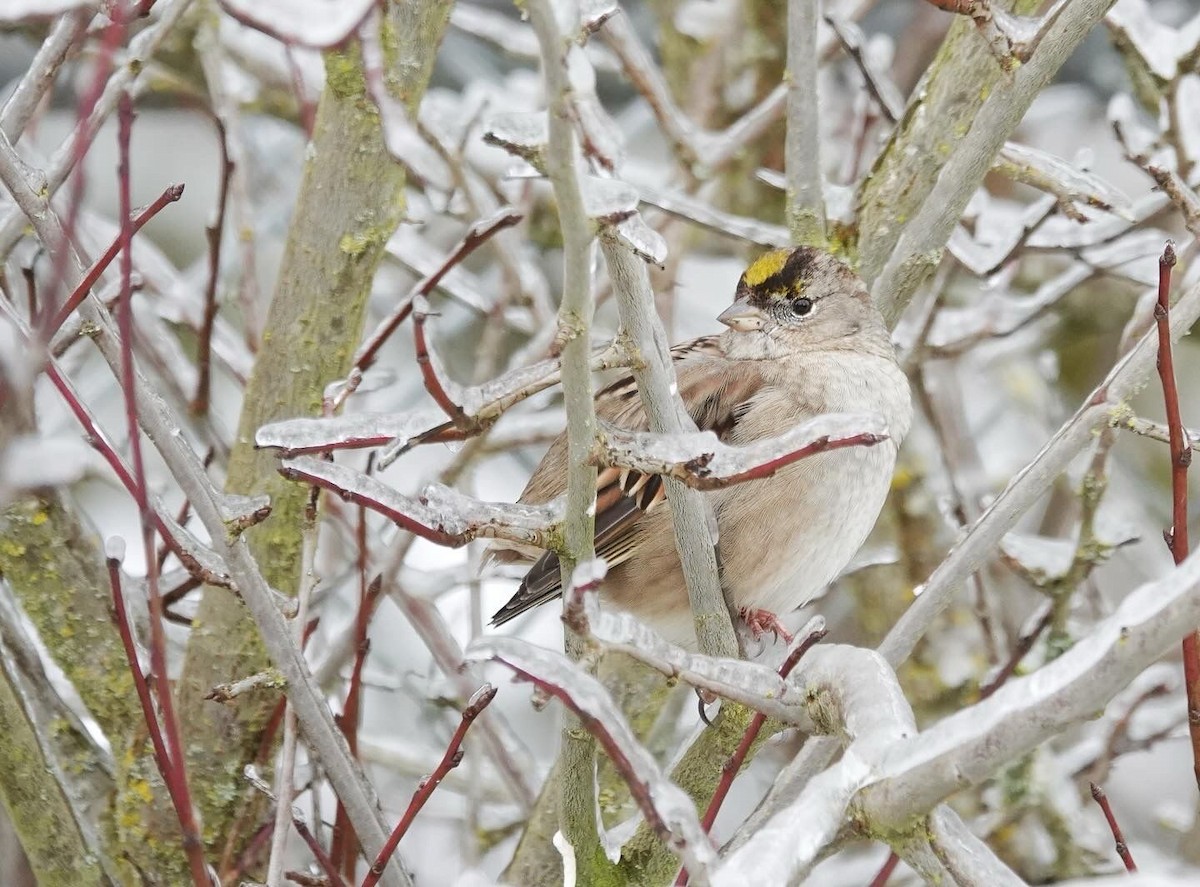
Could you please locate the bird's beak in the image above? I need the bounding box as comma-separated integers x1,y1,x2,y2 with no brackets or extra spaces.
717,300,767,332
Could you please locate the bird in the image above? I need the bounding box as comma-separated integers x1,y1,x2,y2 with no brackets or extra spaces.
486,246,913,649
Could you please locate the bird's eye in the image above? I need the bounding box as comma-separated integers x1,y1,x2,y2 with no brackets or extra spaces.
792,297,813,316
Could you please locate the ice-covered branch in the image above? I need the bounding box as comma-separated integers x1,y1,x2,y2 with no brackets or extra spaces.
864,0,1114,313
466,637,718,882
278,455,561,549
257,342,627,463
592,413,888,490
525,0,606,867
924,0,1071,69
720,545,1200,881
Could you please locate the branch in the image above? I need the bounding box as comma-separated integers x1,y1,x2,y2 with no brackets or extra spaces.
525,0,605,872
1089,782,1138,872
277,455,561,549
785,0,826,245
592,413,888,490
362,685,497,887
599,234,739,660
1152,242,1200,793
870,0,1115,322
467,637,719,883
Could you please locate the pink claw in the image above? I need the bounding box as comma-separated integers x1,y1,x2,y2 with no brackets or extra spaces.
739,608,794,643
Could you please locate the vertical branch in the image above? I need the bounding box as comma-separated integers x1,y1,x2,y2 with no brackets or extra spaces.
1153,242,1200,792
190,118,232,417
115,93,210,887
599,237,739,659
266,488,321,886
786,0,826,246
526,0,604,874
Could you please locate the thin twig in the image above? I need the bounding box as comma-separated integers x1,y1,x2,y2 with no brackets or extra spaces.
43,183,185,336
1089,782,1137,872
115,94,209,886
362,685,497,887
1152,241,1200,793
104,546,206,879
867,851,901,887
191,117,232,417
350,209,521,377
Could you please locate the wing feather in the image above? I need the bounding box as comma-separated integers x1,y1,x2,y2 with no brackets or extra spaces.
489,336,767,626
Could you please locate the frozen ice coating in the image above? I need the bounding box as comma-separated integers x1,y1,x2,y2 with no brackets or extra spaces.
420,483,564,534
614,216,669,266
714,749,876,886
464,637,718,878
596,411,887,486
105,536,127,564
217,0,377,48
570,557,609,590
277,456,562,547
1108,0,1200,81
585,603,810,723
579,0,618,30
484,112,549,158
581,176,640,221
1,0,89,20
999,142,1134,217
255,410,450,455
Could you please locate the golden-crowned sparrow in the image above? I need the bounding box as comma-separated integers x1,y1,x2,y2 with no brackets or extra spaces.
489,246,912,648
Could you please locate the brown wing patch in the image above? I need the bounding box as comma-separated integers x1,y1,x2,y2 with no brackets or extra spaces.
489,335,769,626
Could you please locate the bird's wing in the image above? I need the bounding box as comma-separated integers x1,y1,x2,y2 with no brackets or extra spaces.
490,336,767,626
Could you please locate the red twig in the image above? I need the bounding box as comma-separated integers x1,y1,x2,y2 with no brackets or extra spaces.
675,626,826,886
116,93,209,886
329,557,381,876
1153,241,1200,793
867,851,901,887
412,297,463,419
978,603,1054,700
1090,782,1138,872
38,9,127,328
191,118,232,417
276,462,480,548
44,363,231,588
352,209,521,375
42,182,184,336
362,684,498,887
294,814,351,887
687,432,887,490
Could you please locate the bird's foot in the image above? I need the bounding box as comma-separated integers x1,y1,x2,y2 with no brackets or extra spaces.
739,608,793,643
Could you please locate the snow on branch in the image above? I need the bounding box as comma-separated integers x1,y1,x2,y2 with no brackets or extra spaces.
592,412,888,490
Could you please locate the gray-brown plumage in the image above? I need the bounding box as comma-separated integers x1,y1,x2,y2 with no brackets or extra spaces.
488,246,913,648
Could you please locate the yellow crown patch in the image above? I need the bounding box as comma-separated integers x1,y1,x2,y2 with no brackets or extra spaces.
742,248,791,288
